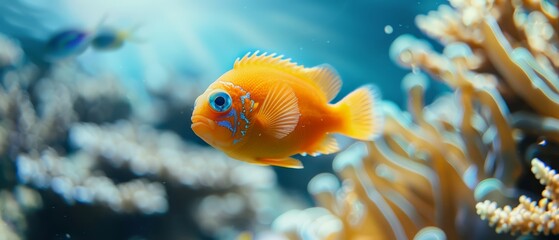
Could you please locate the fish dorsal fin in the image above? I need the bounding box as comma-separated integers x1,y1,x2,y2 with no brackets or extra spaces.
256,83,300,139
235,51,342,101
234,51,306,76
305,64,342,102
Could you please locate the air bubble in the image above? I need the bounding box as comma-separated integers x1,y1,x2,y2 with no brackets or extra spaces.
384,25,393,34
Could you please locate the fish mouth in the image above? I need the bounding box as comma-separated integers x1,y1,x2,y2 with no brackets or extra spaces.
191,114,232,148
191,115,216,130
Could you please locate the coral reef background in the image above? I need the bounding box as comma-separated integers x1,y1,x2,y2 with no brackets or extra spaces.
5,0,558,240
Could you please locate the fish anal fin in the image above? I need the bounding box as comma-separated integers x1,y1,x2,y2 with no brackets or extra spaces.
305,64,342,102
305,134,340,156
257,157,304,169
256,83,300,139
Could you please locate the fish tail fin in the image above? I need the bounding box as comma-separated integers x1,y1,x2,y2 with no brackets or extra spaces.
335,84,384,141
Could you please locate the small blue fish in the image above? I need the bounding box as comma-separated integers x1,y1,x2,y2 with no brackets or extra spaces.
91,26,140,51
43,17,141,61
43,29,92,60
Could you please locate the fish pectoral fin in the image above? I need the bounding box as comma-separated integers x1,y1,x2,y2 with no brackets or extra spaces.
305,64,342,102
306,134,340,156
257,157,304,169
255,83,300,139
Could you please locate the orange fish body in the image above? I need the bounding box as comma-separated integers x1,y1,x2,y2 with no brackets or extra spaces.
191,52,383,168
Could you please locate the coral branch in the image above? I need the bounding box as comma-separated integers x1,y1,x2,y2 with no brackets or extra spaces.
477,158,559,235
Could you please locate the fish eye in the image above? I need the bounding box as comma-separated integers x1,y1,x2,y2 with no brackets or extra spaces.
208,91,232,112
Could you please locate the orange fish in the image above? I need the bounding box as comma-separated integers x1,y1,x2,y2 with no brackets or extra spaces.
191,51,383,168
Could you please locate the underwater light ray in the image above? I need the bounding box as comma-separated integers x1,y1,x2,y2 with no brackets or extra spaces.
0,0,72,39
172,26,221,78
61,0,163,24
261,11,342,41
218,19,277,51
158,7,231,78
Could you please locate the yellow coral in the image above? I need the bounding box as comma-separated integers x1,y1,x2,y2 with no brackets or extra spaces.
477,158,559,235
